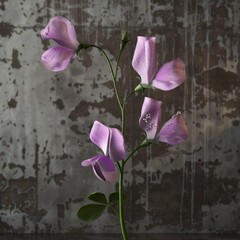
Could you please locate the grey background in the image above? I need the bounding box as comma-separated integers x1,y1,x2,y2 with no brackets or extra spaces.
0,0,239,234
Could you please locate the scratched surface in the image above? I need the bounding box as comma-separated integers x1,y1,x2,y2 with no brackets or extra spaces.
0,0,239,235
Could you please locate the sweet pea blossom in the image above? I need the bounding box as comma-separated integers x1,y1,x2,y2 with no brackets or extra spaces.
40,16,79,71
81,121,125,183
139,97,189,145
132,36,186,91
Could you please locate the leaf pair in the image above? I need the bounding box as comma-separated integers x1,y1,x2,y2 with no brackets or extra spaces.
77,191,124,221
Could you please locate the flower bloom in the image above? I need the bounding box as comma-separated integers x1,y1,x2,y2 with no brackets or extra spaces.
81,121,125,183
139,97,189,145
40,16,79,71
132,36,186,91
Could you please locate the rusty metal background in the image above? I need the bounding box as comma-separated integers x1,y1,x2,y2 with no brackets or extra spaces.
0,0,239,234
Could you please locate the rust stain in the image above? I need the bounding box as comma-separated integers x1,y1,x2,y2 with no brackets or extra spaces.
196,67,239,94
53,98,65,110
70,125,85,135
7,98,17,108
68,100,90,121
8,163,25,174
0,219,14,233
0,174,46,221
0,21,14,37
79,51,93,69
53,171,66,187
11,49,21,69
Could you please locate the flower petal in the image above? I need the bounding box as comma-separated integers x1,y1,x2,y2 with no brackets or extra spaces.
81,155,100,167
40,16,78,49
92,156,116,183
108,128,125,161
132,36,157,84
158,112,189,145
90,121,110,155
151,58,186,91
41,46,75,72
139,97,162,140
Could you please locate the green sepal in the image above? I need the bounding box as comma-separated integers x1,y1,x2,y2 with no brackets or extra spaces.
134,83,155,93
77,204,106,221
88,192,108,204
109,192,126,204
76,43,91,55
140,139,157,147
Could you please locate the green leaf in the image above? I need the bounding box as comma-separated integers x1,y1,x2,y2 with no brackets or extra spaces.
109,192,126,204
77,204,106,221
88,192,108,204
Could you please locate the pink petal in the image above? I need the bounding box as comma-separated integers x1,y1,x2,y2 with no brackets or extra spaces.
158,112,189,145
40,16,78,49
93,156,116,183
139,97,162,140
41,46,75,72
108,128,126,161
82,155,116,183
90,121,110,156
151,58,186,91
81,155,99,167
132,36,157,84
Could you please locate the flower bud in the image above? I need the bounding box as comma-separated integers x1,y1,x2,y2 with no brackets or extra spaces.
120,32,129,51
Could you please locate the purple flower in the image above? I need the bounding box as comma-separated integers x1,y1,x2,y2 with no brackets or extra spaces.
132,36,186,91
40,16,79,72
139,97,189,145
81,121,126,183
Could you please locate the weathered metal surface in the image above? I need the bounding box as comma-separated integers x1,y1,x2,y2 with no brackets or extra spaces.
0,0,239,234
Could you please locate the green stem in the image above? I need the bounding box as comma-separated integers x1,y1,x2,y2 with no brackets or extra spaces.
118,142,146,240
119,160,128,240
114,49,123,80
91,44,127,239
121,107,125,135
88,43,131,240
115,49,128,240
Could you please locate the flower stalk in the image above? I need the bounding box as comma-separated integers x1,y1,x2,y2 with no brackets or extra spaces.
118,160,128,240
40,18,189,239
79,42,131,239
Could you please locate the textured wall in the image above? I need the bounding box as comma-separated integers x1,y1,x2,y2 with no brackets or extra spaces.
0,0,239,234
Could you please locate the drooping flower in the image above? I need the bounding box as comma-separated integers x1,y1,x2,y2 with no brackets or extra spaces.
40,16,79,72
81,121,125,183
132,36,186,91
139,97,189,145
